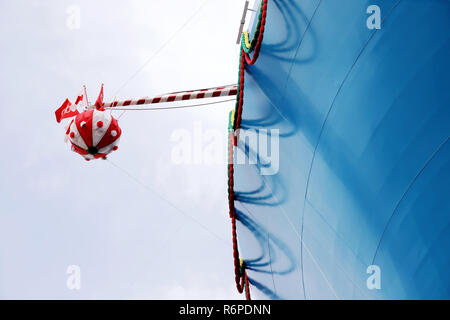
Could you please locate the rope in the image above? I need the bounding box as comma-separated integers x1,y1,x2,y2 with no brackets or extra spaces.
227,0,268,300
227,111,250,297
242,31,253,51
241,0,264,54
103,98,235,111
228,110,251,299
112,0,211,97
243,0,267,65
107,159,230,246
110,0,212,122
233,50,246,132
233,0,268,130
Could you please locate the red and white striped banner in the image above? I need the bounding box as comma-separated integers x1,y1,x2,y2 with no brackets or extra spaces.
104,84,237,108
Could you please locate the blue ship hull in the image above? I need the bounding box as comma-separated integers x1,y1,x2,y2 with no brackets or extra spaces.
234,0,450,299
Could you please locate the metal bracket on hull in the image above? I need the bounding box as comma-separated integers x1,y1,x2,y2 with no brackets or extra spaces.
236,1,250,44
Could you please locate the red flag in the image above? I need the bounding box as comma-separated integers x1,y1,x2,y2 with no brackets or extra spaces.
55,99,79,123
95,84,104,110
74,88,88,108
74,92,84,105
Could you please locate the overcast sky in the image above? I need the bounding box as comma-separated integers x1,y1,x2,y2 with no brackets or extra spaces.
0,0,257,299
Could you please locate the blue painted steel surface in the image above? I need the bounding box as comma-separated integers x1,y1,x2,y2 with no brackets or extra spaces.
233,0,450,299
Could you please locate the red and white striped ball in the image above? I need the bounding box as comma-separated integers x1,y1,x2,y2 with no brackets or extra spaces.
68,110,121,161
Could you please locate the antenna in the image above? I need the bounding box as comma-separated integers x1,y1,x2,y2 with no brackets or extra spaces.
83,84,91,109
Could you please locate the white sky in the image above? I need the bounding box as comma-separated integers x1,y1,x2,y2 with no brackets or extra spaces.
0,0,257,299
